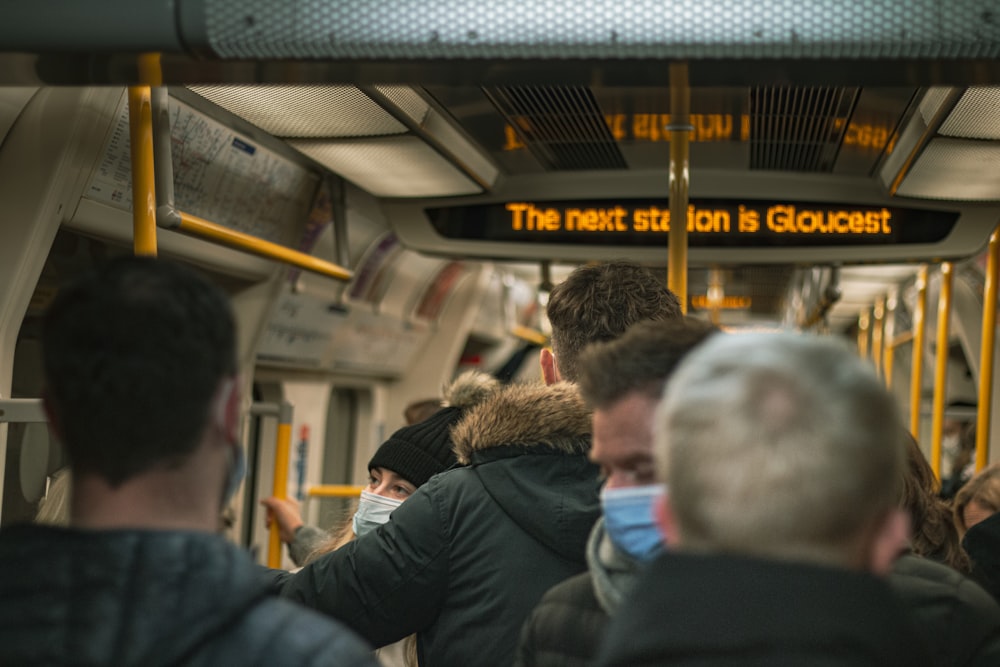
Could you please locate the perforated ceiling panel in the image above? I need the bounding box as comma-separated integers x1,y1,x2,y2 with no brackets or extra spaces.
290,137,482,197
203,1,1000,60
939,87,1000,140
187,85,408,137
897,138,1000,200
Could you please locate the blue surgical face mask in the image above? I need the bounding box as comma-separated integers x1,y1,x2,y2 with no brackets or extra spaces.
352,489,404,537
601,483,667,562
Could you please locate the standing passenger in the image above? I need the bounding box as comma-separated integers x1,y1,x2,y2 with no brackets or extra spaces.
888,433,1000,667
0,258,378,667
959,465,1000,602
262,372,495,567
274,260,682,667
596,333,930,667
515,317,718,667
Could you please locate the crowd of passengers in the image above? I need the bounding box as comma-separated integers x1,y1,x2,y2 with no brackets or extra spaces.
2,256,1000,666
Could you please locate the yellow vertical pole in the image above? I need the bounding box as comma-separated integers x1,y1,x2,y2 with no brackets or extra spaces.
872,297,886,379
268,402,294,568
910,266,929,440
977,228,1000,471
127,53,161,257
883,295,896,389
857,311,870,360
930,263,954,479
668,62,690,313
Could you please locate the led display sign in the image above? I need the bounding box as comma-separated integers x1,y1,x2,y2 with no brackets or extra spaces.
425,199,958,248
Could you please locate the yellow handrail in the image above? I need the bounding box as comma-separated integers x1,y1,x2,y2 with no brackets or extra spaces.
910,266,929,440
977,228,1000,471
511,325,549,347
930,262,954,479
307,485,366,498
872,297,885,379
857,311,870,360
668,62,690,313
267,403,293,568
127,84,157,257
176,212,353,282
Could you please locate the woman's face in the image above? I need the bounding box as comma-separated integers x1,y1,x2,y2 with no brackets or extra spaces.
367,466,417,501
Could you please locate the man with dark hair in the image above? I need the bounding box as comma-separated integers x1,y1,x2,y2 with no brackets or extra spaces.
0,257,377,667
542,260,682,384
274,260,683,667
515,317,717,667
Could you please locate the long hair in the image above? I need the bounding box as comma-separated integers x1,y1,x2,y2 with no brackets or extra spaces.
899,433,971,573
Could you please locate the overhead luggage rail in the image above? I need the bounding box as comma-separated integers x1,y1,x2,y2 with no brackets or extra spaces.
125,62,352,281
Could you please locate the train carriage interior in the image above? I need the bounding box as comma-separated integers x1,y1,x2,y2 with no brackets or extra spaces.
1,3,1000,566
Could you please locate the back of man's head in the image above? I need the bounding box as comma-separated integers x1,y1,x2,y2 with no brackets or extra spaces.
578,317,719,410
656,332,906,571
546,260,681,382
42,257,236,487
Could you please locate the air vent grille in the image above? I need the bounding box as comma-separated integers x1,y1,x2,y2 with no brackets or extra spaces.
485,86,627,171
750,86,858,172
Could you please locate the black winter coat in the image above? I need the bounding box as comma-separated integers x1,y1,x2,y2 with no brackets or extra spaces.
514,518,642,667
963,511,1000,602
0,524,377,667
889,554,1000,667
595,551,932,667
276,381,601,667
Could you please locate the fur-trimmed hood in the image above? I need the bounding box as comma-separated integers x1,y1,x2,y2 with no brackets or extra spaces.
450,381,591,464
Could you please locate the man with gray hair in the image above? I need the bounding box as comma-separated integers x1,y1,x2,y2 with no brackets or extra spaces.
596,332,930,667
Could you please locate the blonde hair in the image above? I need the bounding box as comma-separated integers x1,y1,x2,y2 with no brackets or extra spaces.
304,502,418,667
954,463,1000,536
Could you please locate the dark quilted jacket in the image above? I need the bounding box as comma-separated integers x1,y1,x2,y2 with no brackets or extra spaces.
0,523,378,667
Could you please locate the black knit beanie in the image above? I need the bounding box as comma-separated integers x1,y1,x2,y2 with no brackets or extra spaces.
367,406,463,488
366,371,500,488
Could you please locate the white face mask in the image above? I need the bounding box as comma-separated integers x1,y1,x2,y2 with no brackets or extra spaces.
352,489,404,536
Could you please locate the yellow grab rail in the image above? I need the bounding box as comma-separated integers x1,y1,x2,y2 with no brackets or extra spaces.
267,402,294,569
138,88,352,282
127,84,157,257
511,325,549,347
857,311,870,360
307,485,366,498
930,263,954,479
977,228,1000,471
910,266,929,440
176,212,352,282
872,297,886,379
668,62,690,313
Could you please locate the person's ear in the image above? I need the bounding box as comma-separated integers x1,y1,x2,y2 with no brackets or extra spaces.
212,376,242,445
41,390,64,443
654,493,680,547
867,508,910,575
540,348,560,385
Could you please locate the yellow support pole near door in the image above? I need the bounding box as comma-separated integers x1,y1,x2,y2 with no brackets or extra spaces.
668,62,690,313
268,402,294,568
977,228,1000,471
127,53,161,256
872,297,886,379
910,266,929,440
930,263,954,479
